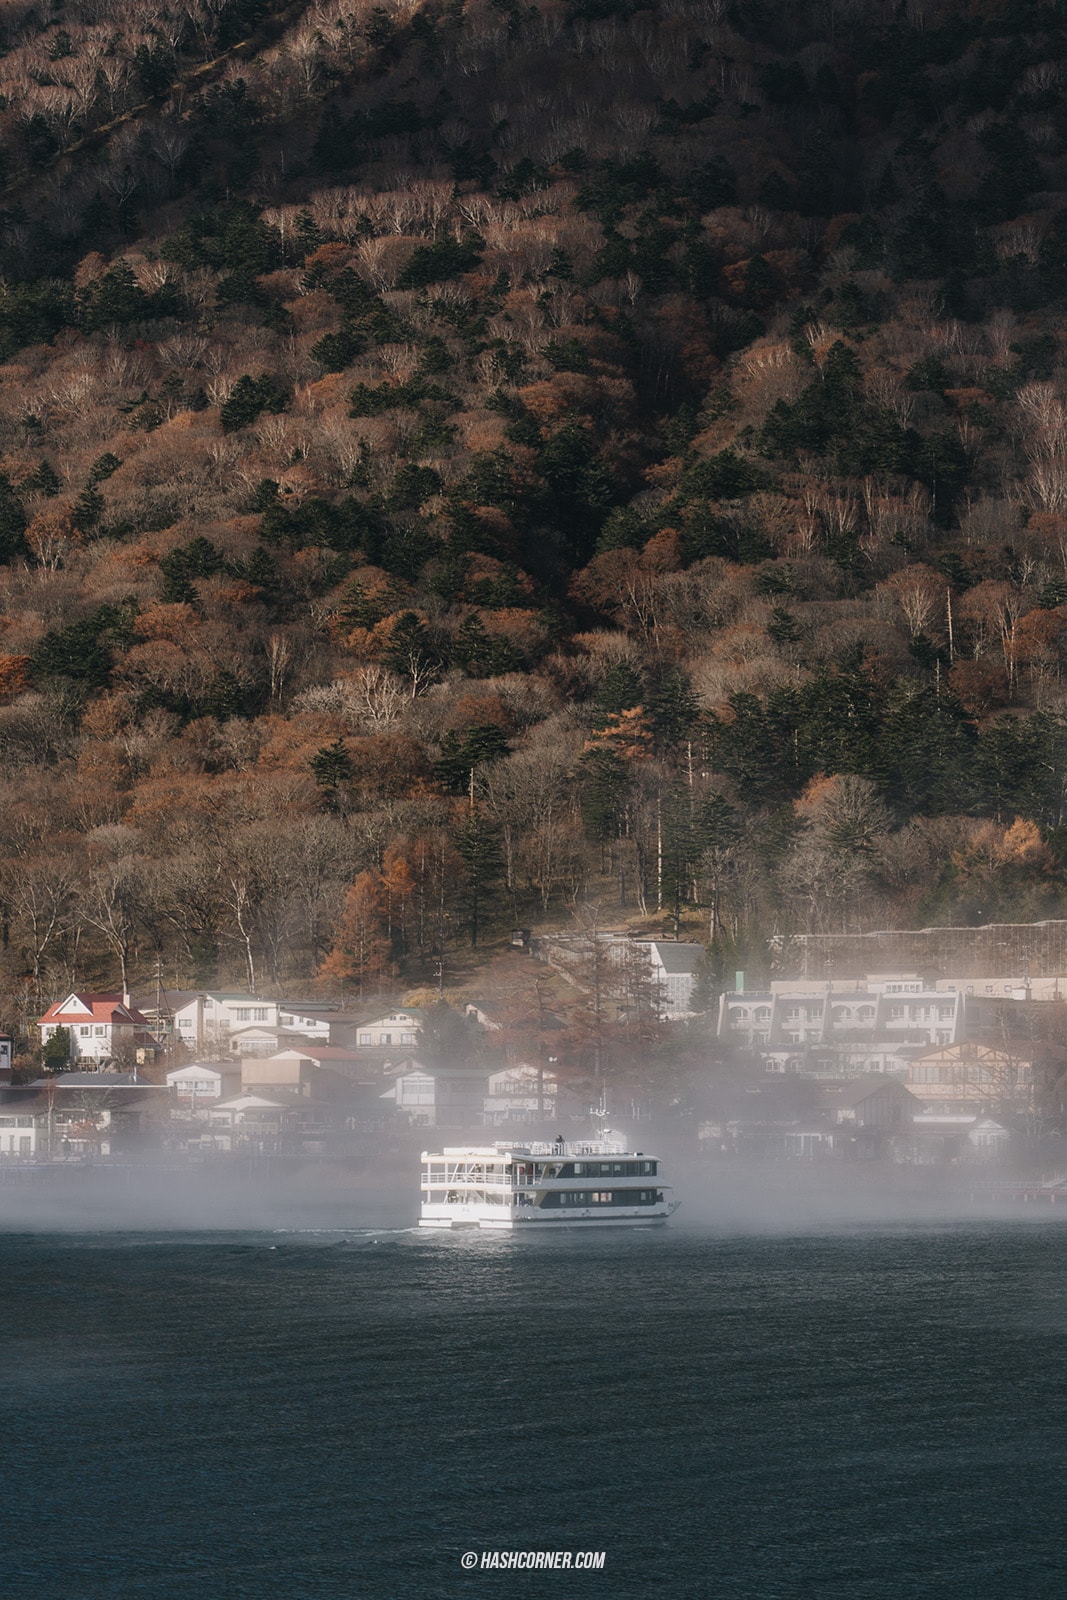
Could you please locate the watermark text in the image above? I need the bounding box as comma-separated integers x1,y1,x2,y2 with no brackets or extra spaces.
461,1552,606,1571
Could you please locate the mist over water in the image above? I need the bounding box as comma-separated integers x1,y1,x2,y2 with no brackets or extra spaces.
0,1129,1059,1235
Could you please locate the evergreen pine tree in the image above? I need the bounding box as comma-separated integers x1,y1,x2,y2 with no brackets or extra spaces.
453,810,504,948
0,473,27,563
310,739,354,810
43,1026,72,1068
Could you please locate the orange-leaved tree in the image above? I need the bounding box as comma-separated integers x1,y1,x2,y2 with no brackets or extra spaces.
318,870,392,998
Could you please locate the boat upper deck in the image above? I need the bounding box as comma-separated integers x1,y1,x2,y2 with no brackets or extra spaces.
423,1140,636,1161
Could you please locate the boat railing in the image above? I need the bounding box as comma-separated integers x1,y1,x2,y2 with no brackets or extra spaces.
492,1140,628,1157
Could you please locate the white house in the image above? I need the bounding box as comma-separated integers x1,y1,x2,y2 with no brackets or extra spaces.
226,1024,311,1058
380,1061,489,1127
354,1010,422,1052
0,1109,40,1157
717,973,1046,1077
166,1062,241,1105
203,1094,293,1151
276,1004,335,1040
170,993,280,1053
910,1113,1012,1160
483,1064,558,1125
38,994,158,1064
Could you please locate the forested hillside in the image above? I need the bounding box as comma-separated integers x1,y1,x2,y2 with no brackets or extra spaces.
5,0,1067,1040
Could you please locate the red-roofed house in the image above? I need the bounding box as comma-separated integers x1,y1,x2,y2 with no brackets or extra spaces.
38,994,160,1065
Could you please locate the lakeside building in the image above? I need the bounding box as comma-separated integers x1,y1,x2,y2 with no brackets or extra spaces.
38,994,160,1065
1,1074,168,1156
898,1114,1013,1163
379,1060,490,1128
170,993,280,1053
165,1062,241,1104
717,973,1049,1076
379,1059,565,1129
0,1109,40,1157
698,1075,1016,1164
703,1074,920,1161
252,1044,369,1080
483,1065,559,1126
276,1003,335,1040
132,991,281,1053
226,1024,322,1058
200,1094,297,1153
240,1053,356,1102
351,1008,423,1052
900,1040,1067,1118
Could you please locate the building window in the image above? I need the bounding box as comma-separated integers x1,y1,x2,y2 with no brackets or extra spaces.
401,1033,415,1044
235,1008,250,1021
379,1034,392,1044
358,1034,371,1046
254,1008,268,1022
94,1026,105,1036
79,1026,90,1037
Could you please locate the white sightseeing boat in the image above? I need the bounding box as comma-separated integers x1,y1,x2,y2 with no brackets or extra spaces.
418,1137,679,1230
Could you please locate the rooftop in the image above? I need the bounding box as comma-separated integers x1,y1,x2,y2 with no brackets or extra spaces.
25,1072,163,1089
642,941,704,974
424,1140,633,1158
40,993,151,1027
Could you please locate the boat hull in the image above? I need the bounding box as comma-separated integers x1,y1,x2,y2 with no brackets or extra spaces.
419,1203,680,1231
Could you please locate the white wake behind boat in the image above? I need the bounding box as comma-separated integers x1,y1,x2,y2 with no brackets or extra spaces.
418,1138,679,1230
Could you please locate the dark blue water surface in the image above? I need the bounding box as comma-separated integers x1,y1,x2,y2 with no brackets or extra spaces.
2,1221,1066,1600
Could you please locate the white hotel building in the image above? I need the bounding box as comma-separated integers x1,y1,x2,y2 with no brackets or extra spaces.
717,974,1039,1076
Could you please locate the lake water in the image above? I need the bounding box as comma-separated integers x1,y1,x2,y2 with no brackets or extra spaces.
1,1219,1065,1599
